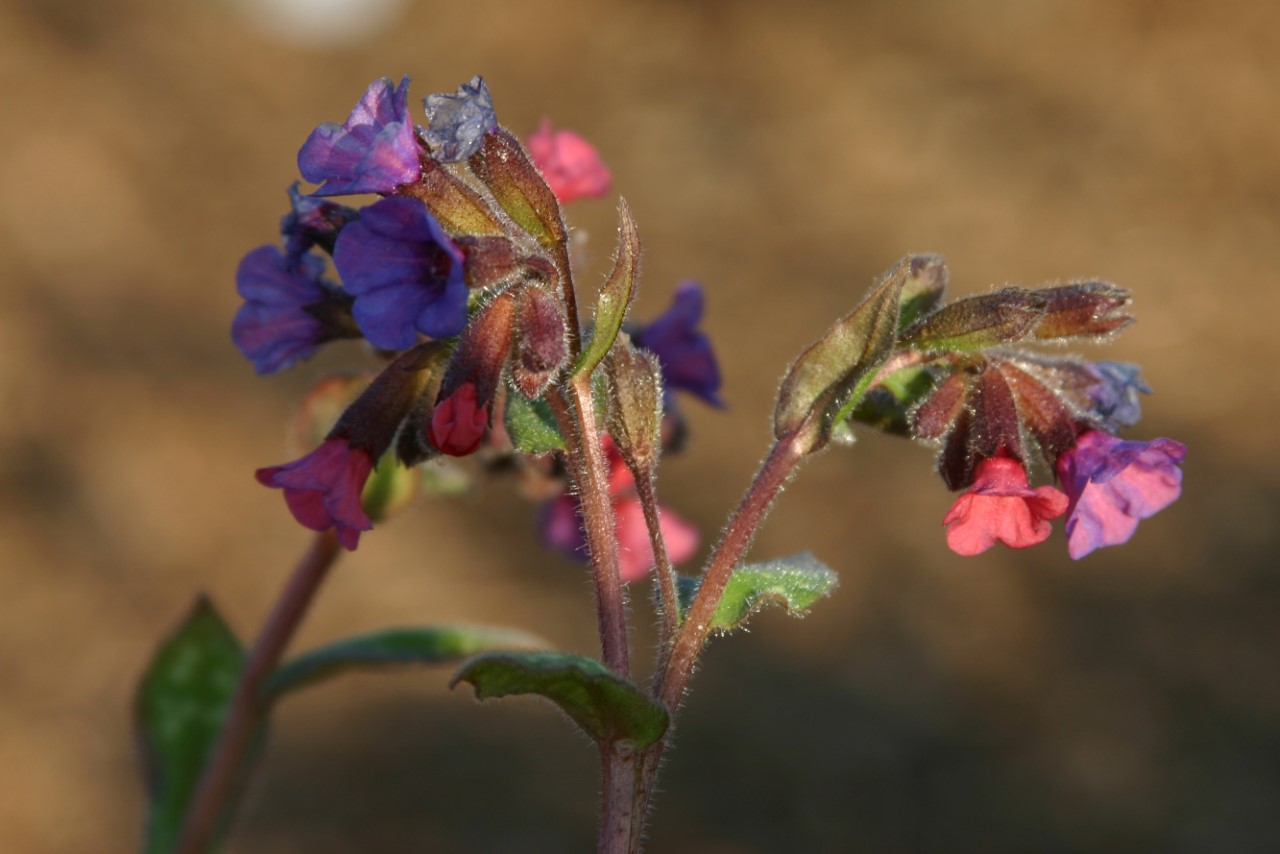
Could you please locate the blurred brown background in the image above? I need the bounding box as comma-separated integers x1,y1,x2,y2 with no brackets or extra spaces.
2,0,1278,851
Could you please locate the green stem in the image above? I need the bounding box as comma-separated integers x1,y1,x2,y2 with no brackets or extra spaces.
174,531,342,854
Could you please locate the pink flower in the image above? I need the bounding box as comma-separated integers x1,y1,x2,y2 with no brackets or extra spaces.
256,438,374,550
943,456,1069,556
526,120,612,203
1056,430,1186,559
429,382,489,457
539,436,699,582
612,496,699,582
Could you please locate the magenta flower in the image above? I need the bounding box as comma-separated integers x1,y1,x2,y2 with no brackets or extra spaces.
632,282,724,408
526,120,612,204
256,438,374,550
943,456,1069,556
1055,430,1186,559
297,76,421,196
232,245,336,375
332,197,468,349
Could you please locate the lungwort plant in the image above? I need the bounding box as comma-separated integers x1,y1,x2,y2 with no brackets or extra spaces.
136,75,1186,853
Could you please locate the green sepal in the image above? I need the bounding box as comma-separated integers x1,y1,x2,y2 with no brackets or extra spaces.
451,651,669,749
504,392,567,453
677,553,839,634
899,288,1046,352
573,200,640,379
263,626,546,703
467,127,566,248
135,596,247,854
845,363,938,437
360,450,418,522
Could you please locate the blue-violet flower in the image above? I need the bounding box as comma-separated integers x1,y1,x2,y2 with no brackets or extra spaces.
332,196,467,349
632,282,724,408
421,76,497,163
298,76,421,196
232,245,334,374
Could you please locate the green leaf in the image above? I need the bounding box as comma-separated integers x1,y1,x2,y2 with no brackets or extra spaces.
263,626,547,703
774,255,942,451
504,392,566,453
135,596,245,854
679,553,839,633
451,651,669,749
574,199,640,379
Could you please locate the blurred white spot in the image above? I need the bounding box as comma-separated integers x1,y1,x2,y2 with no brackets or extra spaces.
234,0,408,47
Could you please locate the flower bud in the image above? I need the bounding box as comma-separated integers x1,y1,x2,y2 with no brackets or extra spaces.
901,288,1046,352
428,291,517,456
468,127,567,248
401,156,505,238
512,286,569,398
1031,282,1132,340
606,335,664,476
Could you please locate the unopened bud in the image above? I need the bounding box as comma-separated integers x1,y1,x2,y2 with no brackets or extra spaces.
901,288,1046,352
1031,282,1132,340
512,286,569,398
467,128,566,248
606,335,664,474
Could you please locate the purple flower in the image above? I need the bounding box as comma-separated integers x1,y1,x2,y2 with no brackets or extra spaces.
332,197,467,349
421,76,497,163
281,182,358,262
232,245,334,374
1055,430,1187,559
1086,361,1150,429
297,76,422,196
632,282,723,408
256,438,374,550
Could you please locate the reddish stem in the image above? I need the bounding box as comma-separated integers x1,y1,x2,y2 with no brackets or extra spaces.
547,382,631,677
175,531,342,854
632,472,679,647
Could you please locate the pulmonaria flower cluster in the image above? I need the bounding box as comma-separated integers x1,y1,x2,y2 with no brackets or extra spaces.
869,276,1188,559
234,73,718,562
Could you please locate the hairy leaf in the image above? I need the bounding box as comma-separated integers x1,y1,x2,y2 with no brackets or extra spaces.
451,651,668,749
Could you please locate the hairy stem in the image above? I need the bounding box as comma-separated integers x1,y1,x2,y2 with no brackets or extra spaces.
628,436,806,847
175,531,342,854
631,472,679,649
547,382,631,676
658,436,804,707
598,747,637,854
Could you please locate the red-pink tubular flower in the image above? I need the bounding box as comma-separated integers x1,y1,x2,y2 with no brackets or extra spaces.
428,382,489,457
526,120,612,203
942,456,1068,556
256,438,374,550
